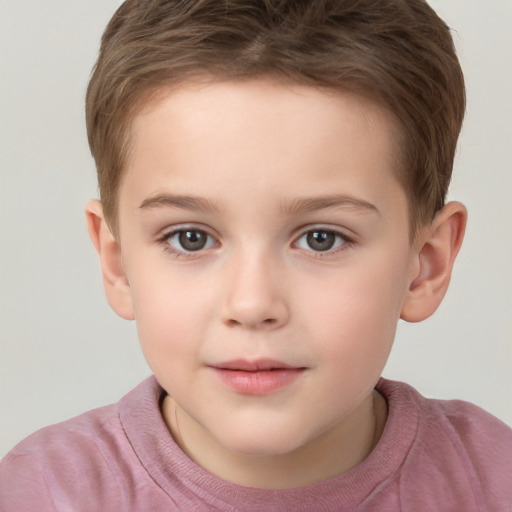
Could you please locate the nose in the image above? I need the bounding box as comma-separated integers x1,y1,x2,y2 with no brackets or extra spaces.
220,250,289,330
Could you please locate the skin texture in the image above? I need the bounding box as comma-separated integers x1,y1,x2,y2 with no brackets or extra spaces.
86,80,466,489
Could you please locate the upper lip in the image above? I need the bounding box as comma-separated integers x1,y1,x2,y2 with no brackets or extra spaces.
210,358,302,372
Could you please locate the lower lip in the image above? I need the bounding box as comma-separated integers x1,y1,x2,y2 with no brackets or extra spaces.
211,368,304,395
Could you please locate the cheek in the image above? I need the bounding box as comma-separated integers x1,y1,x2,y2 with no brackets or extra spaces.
127,266,214,371
304,255,410,373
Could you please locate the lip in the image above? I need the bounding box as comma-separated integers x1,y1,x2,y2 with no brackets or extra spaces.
209,359,306,395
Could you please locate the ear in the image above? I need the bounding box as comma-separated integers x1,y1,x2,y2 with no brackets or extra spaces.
400,201,467,323
85,200,135,320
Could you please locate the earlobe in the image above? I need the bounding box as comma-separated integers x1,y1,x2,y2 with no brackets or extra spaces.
400,202,467,323
85,200,135,320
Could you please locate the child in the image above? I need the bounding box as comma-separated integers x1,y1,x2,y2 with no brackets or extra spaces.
1,0,511,510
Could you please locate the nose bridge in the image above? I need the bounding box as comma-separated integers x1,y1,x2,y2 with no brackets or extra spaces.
220,243,288,329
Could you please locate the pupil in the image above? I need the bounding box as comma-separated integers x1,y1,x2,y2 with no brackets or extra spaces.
307,231,335,251
179,230,206,251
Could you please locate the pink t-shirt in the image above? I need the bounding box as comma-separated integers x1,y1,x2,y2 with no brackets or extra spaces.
1,377,511,511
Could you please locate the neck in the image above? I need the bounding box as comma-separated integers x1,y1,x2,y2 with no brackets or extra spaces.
163,391,387,489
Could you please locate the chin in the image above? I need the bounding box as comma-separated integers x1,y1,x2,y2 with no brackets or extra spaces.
217,424,314,458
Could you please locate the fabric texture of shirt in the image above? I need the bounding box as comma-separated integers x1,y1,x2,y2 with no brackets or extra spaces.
1,376,511,511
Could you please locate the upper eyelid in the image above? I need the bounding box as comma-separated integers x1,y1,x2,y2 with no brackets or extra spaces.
159,225,351,235
294,229,350,245
293,224,354,241
155,223,355,245
158,223,218,239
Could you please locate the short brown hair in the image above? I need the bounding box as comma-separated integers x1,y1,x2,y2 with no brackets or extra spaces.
86,0,465,238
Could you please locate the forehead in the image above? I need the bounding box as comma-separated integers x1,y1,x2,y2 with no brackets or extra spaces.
120,79,406,221
133,79,398,148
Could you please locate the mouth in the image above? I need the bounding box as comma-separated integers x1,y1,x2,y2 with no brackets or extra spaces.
208,359,306,395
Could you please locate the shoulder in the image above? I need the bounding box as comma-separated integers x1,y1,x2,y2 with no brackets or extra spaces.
0,403,123,511
425,394,512,494
406,382,512,462
0,378,160,511
430,394,512,449
379,378,512,449
378,379,512,508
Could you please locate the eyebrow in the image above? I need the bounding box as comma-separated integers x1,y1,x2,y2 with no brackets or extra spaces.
280,195,380,216
139,193,379,216
139,194,221,213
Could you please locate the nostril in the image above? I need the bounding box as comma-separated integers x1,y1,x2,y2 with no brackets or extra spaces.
224,317,278,328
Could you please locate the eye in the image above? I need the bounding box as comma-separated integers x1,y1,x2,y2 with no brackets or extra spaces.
295,229,348,252
164,229,217,252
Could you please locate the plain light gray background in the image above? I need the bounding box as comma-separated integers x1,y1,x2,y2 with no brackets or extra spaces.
1,0,511,458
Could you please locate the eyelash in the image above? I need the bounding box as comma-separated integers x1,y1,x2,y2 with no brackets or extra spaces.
155,226,354,259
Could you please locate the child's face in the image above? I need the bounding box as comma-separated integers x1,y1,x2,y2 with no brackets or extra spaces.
116,80,418,460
